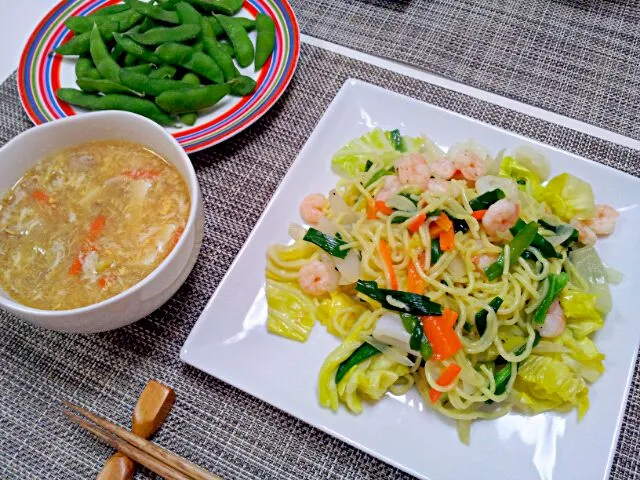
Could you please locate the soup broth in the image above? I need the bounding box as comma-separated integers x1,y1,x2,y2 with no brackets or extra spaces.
0,140,190,310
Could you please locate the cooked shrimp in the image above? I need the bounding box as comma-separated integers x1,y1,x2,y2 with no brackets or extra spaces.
585,204,619,236
375,175,401,202
570,219,597,245
299,193,326,225
472,253,498,270
451,149,487,182
425,178,450,195
396,153,430,188
537,300,566,338
482,199,520,236
429,157,456,180
298,260,339,296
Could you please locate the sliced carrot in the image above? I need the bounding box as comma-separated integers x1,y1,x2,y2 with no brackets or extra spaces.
375,200,393,216
429,363,462,404
422,314,462,361
31,190,49,204
452,169,466,181
406,253,426,294
366,201,377,219
429,223,442,238
97,275,111,289
378,239,398,290
407,212,427,233
171,226,184,248
471,209,488,220
68,257,83,276
435,212,453,232
439,227,455,251
123,168,161,180
442,308,459,328
87,214,106,242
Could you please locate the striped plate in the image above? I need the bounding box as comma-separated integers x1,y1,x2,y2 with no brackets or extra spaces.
18,0,300,153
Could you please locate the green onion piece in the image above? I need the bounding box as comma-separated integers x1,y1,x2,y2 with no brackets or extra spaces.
485,221,539,280
531,273,569,324
364,168,394,188
489,332,541,401
514,331,541,356
364,159,373,172
463,322,473,333
409,320,423,351
475,296,503,336
303,227,350,259
510,219,560,258
469,189,506,211
335,343,381,383
539,220,579,246
401,313,419,334
420,337,433,361
355,280,443,316
391,215,410,224
431,240,443,266
399,192,419,207
387,129,403,152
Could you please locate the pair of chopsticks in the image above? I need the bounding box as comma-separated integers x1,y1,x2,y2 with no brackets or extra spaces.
63,401,220,480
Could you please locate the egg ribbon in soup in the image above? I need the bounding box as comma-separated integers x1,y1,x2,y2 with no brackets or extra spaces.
0,140,190,310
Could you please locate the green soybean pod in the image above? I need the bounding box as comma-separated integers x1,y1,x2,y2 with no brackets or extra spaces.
229,75,256,96
124,52,139,66
119,69,195,97
124,0,180,24
88,4,130,17
128,24,201,45
122,63,154,74
218,41,234,58
90,25,121,82
208,16,225,37
110,43,125,62
201,17,238,81
156,83,231,113
114,33,161,63
65,10,142,34
148,64,177,79
138,17,157,33
55,20,118,56
56,88,175,125
75,56,101,80
216,14,253,67
254,13,275,70
155,43,224,83
179,72,201,126
184,0,243,16
76,77,143,96
176,1,202,26
232,17,256,32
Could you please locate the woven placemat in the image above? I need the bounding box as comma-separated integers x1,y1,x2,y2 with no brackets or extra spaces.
292,0,640,141
0,43,638,479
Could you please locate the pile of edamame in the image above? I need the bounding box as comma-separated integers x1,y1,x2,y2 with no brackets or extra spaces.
54,0,276,126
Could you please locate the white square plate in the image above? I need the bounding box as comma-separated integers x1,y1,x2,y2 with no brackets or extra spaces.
181,79,640,480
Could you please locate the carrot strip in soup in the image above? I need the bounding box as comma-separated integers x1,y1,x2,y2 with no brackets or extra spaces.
406,253,426,294
68,258,83,276
87,214,106,242
31,190,49,203
378,239,398,290
429,363,462,403
123,168,161,180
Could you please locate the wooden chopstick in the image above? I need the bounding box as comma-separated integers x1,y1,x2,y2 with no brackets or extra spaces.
63,401,221,480
64,410,192,480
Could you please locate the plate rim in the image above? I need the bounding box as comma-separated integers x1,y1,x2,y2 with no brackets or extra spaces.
16,0,300,154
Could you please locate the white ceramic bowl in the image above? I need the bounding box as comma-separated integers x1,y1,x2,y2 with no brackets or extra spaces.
0,111,204,333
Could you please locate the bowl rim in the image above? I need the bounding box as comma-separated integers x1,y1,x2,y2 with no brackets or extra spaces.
0,110,201,317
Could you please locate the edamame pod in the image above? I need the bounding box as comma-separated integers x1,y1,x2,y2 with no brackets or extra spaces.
216,14,253,67
128,24,201,45
65,10,143,34
179,73,201,126
254,13,275,70
201,16,238,81
75,57,101,80
148,64,178,79
175,2,202,26
124,0,180,24
55,21,118,56
229,75,256,96
76,77,143,96
89,25,121,82
156,83,230,113
155,42,224,83
218,41,234,58
114,33,161,63
88,4,130,17
119,70,195,97
122,63,154,74
56,88,175,126
184,0,243,16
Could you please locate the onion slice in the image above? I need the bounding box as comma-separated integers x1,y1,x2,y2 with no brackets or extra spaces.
372,313,419,356
335,248,360,285
365,336,415,367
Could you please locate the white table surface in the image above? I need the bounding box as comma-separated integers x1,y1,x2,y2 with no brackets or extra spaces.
0,1,59,83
